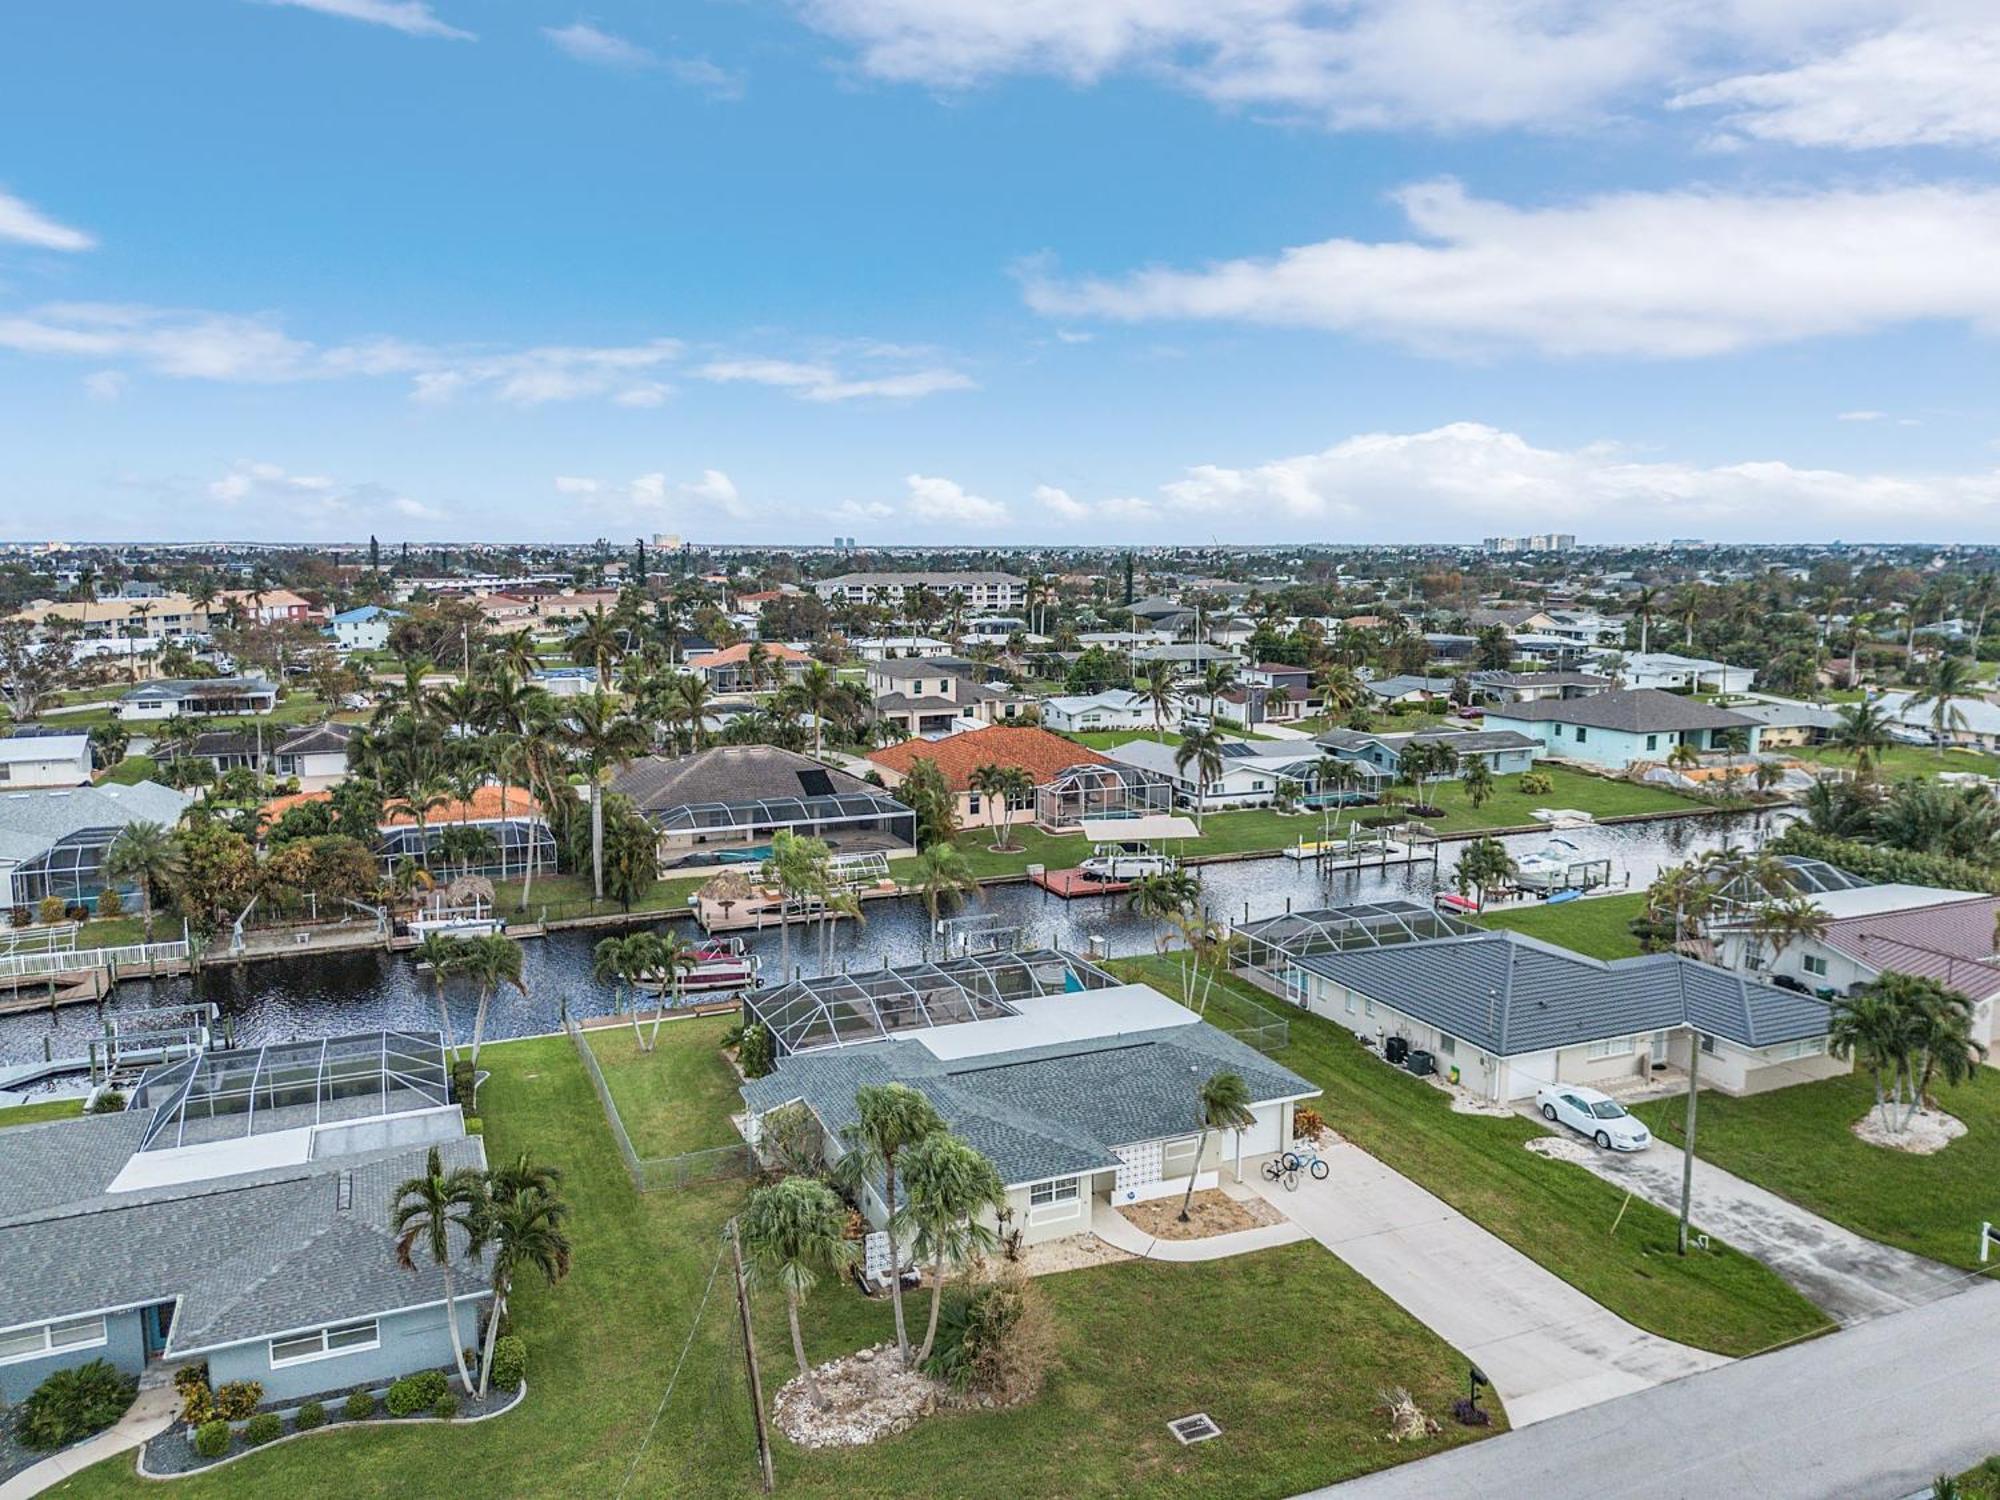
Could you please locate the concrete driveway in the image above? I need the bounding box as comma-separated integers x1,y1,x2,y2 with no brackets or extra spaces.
1250,1142,1726,1426
1533,1119,1967,1324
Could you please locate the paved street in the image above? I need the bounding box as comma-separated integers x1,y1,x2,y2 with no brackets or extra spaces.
1317,1279,2000,1500
1249,1142,1726,1426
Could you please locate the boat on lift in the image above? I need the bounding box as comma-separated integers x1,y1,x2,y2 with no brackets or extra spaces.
637,937,762,995
1513,838,1585,893
1077,841,1175,882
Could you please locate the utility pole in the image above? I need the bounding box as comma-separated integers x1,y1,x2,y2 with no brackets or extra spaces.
728,1220,776,1492
1678,1026,1701,1256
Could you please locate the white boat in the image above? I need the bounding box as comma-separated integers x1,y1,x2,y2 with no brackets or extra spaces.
637,938,761,995
1077,842,1174,881
1530,808,1596,829
410,904,503,942
1513,839,1584,893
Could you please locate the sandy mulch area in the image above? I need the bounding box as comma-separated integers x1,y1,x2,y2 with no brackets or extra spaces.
1118,1189,1282,1240
1853,1107,1965,1155
1003,1236,1134,1277
772,1344,956,1448
1525,1135,1597,1165
1426,1073,1514,1117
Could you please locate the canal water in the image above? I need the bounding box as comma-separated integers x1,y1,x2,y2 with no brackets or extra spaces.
0,810,1789,1069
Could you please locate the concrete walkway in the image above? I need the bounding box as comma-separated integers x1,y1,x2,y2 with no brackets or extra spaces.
0,1383,176,1499
1541,1122,1968,1324
1249,1142,1727,1427
1312,1280,2000,1500
1089,1191,1310,1262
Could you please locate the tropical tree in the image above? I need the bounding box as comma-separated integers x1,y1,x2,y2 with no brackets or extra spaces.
1830,700,1895,780
1399,740,1458,811
1459,753,1495,812
390,1145,488,1395
1174,724,1227,831
1830,987,1911,1133
897,757,959,846
1905,655,1977,758
473,1171,571,1396
790,661,839,759
895,1133,1006,1366
593,931,661,1049
567,605,624,690
832,1081,944,1369
1128,868,1199,952
1749,894,1830,971
1198,661,1239,725
1180,1071,1255,1222
101,820,185,940
969,763,1035,852
563,694,651,902
462,932,527,1067
738,1176,858,1409
1141,666,1182,743
647,928,698,1045
909,842,979,928
412,932,469,1057
766,829,831,984
1452,837,1516,908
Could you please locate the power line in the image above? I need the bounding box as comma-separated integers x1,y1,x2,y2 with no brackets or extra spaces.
616,1230,730,1500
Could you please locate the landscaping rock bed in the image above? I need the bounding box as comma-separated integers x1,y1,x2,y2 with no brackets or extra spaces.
1525,1135,1597,1166
1426,1074,1515,1117
1853,1106,1965,1155
1118,1188,1282,1240
0,1402,42,1487
772,1345,955,1449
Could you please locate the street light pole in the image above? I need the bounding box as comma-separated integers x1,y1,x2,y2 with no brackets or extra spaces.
1678,1025,1701,1256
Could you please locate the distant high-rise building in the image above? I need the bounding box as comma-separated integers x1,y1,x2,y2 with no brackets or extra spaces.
1483,533,1576,554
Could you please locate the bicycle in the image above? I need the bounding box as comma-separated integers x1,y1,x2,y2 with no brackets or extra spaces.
1260,1147,1331,1191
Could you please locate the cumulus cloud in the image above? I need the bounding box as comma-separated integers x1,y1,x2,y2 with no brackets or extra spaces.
258,0,472,41
0,189,94,252
1033,483,1091,521
696,357,974,402
542,21,745,96
556,467,754,521
1025,178,2000,358
1838,410,1887,422
903,473,1009,526
208,459,443,527
1673,21,2000,151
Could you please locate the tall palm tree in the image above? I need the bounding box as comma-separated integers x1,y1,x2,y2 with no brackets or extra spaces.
1128,868,1199,952
391,1145,488,1395
462,933,527,1067
594,932,658,1049
489,629,538,684
895,1133,1006,1367
1828,988,1908,1133
908,842,979,928
671,674,713,752
1198,661,1239,726
567,605,624,690
766,829,830,984
1830,700,1895,780
1141,666,1182,743
1452,837,1516,909
412,932,468,1058
1631,585,1659,656
791,661,838,760
740,1176,859,1408
101,820,184,939
644,928,698,1044
1180,1071,1255,1222
563,694,651,901
969,763,1034,852
833,1082,944,1369
1905,655,1976,758
473,1175,571,1397
1175,724,1227,831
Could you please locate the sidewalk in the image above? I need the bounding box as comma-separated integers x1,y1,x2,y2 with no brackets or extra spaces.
0,1384,176,1500
1089,1185,1310,1262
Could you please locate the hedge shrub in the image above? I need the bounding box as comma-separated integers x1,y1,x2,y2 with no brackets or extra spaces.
193,1420,232,1460
242,1413,282,1446
385,1370,449,1417
432,1391,460,1420
293,1401,326,1431
213,1381,263,1421
18,1360,137,1450
1774,824,2000,895
343,1391,376,1421
490,1334,527,1392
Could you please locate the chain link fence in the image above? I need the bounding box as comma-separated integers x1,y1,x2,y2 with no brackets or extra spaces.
566,1019,757,1193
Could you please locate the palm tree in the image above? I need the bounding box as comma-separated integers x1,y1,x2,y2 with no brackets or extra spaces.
1198,661,1239,726
740,1176,859,1407
1749,894,1829,972
1830,700,1895,780
101,820,184,939
766,829,830,984
1315,664,1367,721
1905,655,1976,758
1128,868,1199,952
1452,837,1516,909
1459,754,1495,811
671,673,713,752
832,1082,944,1368
895,1133,1006,1367
391,1145,488,1395
462,932,527,1067
563,694,651,902
1631,585,1659,655
969,763,1034,852
908,842,979,929
567,605,624,690
1141,666,1181,743
791,661,839,760
1174,724,1227,831
1180,1071,1255,1222
412,932,469,1058
474,1178,571,1396
1829,988,1909,1133
489,629,537,684
594,932,659,1049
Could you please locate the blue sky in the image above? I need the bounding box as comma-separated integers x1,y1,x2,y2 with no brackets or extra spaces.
2,0,1997,544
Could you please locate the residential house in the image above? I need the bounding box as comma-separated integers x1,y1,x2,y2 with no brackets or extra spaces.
609,746,914,863
1284,930,1839,1102
1726,697,1845,747
1108,737,1327,810
867,726,1108,829
684,642,815,694
1520,609,1626,646
812,572,1027,612
0,734,92,790
529,666,607,699
1038,689,1158,735
1467,669,1614,705
1606,653,1755,694
1314,726,1539,781
1483,690,1762,771
12,595,211,643
327,605,402,653
1874,692,2000,752
192,722,358,791
214,588,318,627
1361,674,1458,706
862,659,1031,738
849,635,954,663
0,1031,491,1405
1211,663,1316,728
259,784,553,876
1131,643,1243,672
0,781,192,915
741,960,1320,1246
116,677,278,722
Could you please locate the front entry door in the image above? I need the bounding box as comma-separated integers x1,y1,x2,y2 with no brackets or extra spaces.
142,1303,174,1359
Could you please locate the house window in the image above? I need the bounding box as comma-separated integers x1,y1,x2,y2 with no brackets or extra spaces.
1699,1032,1718,1056
1343,989,1357,1015
0,1315,107,1365
1574,726,1588,743
1586,1036,1633,1060
1439,1034,1454,1056
1802,954,1828,977
967,793,982,814
1029,1178,1080,1207
269,1319,380,1367
1645,734,1658,751
1773,1037,1827,1062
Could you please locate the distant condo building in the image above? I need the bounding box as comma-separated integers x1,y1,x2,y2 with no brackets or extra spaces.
1483,533,1577,554
812,571,1027,610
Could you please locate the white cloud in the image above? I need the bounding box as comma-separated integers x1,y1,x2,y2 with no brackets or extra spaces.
204,459,443,528
614,382,672,408
1838,410,1887,422
82,370,127,402
557,467,754,520
0,189,94,252
1146,422,2000,538
1025,178,2000,358
553,476,601,495
1033,483,1091,521
662,57,747,101
258,0,472,41
1673,22,2000,151
393,496,444,518
543,21,654,67
697,356,974,402
903,473,1009,526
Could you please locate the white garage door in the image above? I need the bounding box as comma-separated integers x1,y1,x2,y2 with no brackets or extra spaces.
1506,1051,1555,1101
1236,1105,1283,1157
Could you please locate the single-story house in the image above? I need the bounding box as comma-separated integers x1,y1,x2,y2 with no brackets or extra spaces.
191,722,358,791
259,783,553,875
1038,689,1158,735
1361,674,1458,705
529,666,608,699
683,642,815,693
867,726,1109,829
117,677,279,722
1724,698,1845,747
849,636,954,663
863,660,1031,738
1131,644,1242,671
1467,670,1614,705
742,963,1319,1246
0,1031,490,1405
1874,692,2000,752
0,734,92,790
609,745,914,862
1483,689,1763,771
1715,883,2000,1047
1286,930,1840,1102
0,780,191,915
1603,653,1755,694
327,606,402,654
1313,726,1539,781
1108,737,1328,810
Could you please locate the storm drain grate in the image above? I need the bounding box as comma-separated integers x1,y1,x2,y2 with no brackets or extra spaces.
1168,1413,1222,1446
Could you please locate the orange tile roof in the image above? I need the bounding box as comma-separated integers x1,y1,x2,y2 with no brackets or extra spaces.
697,642,814,667
259,783,543,828
867,726,1109,791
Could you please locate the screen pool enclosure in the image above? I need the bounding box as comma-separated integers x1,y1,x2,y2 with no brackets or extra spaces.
1232,900,1478,987
744,948,1120,1057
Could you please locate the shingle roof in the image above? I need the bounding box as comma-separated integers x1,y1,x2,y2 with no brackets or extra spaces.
610,745,879,812
1486,688,1760,734
868,726,1109,791
1294,930,1830,1055
1468,670,1613,689
0,782,191,864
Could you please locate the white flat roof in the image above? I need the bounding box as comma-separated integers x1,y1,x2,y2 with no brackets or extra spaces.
1806,884,1986,921
1080,814,1200,842
0,735,88,761
914,984,1197,1061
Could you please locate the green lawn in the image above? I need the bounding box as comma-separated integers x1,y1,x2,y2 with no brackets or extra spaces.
99,754,158,786
491,871,709,924
1413,765,1700,834
0,1097,84,1128
1479,893,1648,960
1646,1068,2000,1271
1108,956,1831,1357
1792,744,2000,781
54,1034,1498,1500
587,1016,745,1158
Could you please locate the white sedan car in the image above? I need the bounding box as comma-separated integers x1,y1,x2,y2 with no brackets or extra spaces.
1536,1085,1652,1151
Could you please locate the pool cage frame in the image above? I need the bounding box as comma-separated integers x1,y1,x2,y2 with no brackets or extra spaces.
1232,900,1478,1003
745,948,1119,1058
132,1029,450,1152
650,791,917,849
1035,762,1175,831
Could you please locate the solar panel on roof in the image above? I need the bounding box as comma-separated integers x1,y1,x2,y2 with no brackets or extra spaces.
796,769,835,796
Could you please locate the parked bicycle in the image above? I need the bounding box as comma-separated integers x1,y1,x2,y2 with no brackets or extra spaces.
1260,1146,1331,1191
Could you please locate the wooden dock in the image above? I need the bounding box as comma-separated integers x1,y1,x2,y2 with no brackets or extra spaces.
1029,867,1138,899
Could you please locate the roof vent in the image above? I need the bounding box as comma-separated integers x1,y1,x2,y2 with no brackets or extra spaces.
336,1170,354,1212
1168,1413,1221,1446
